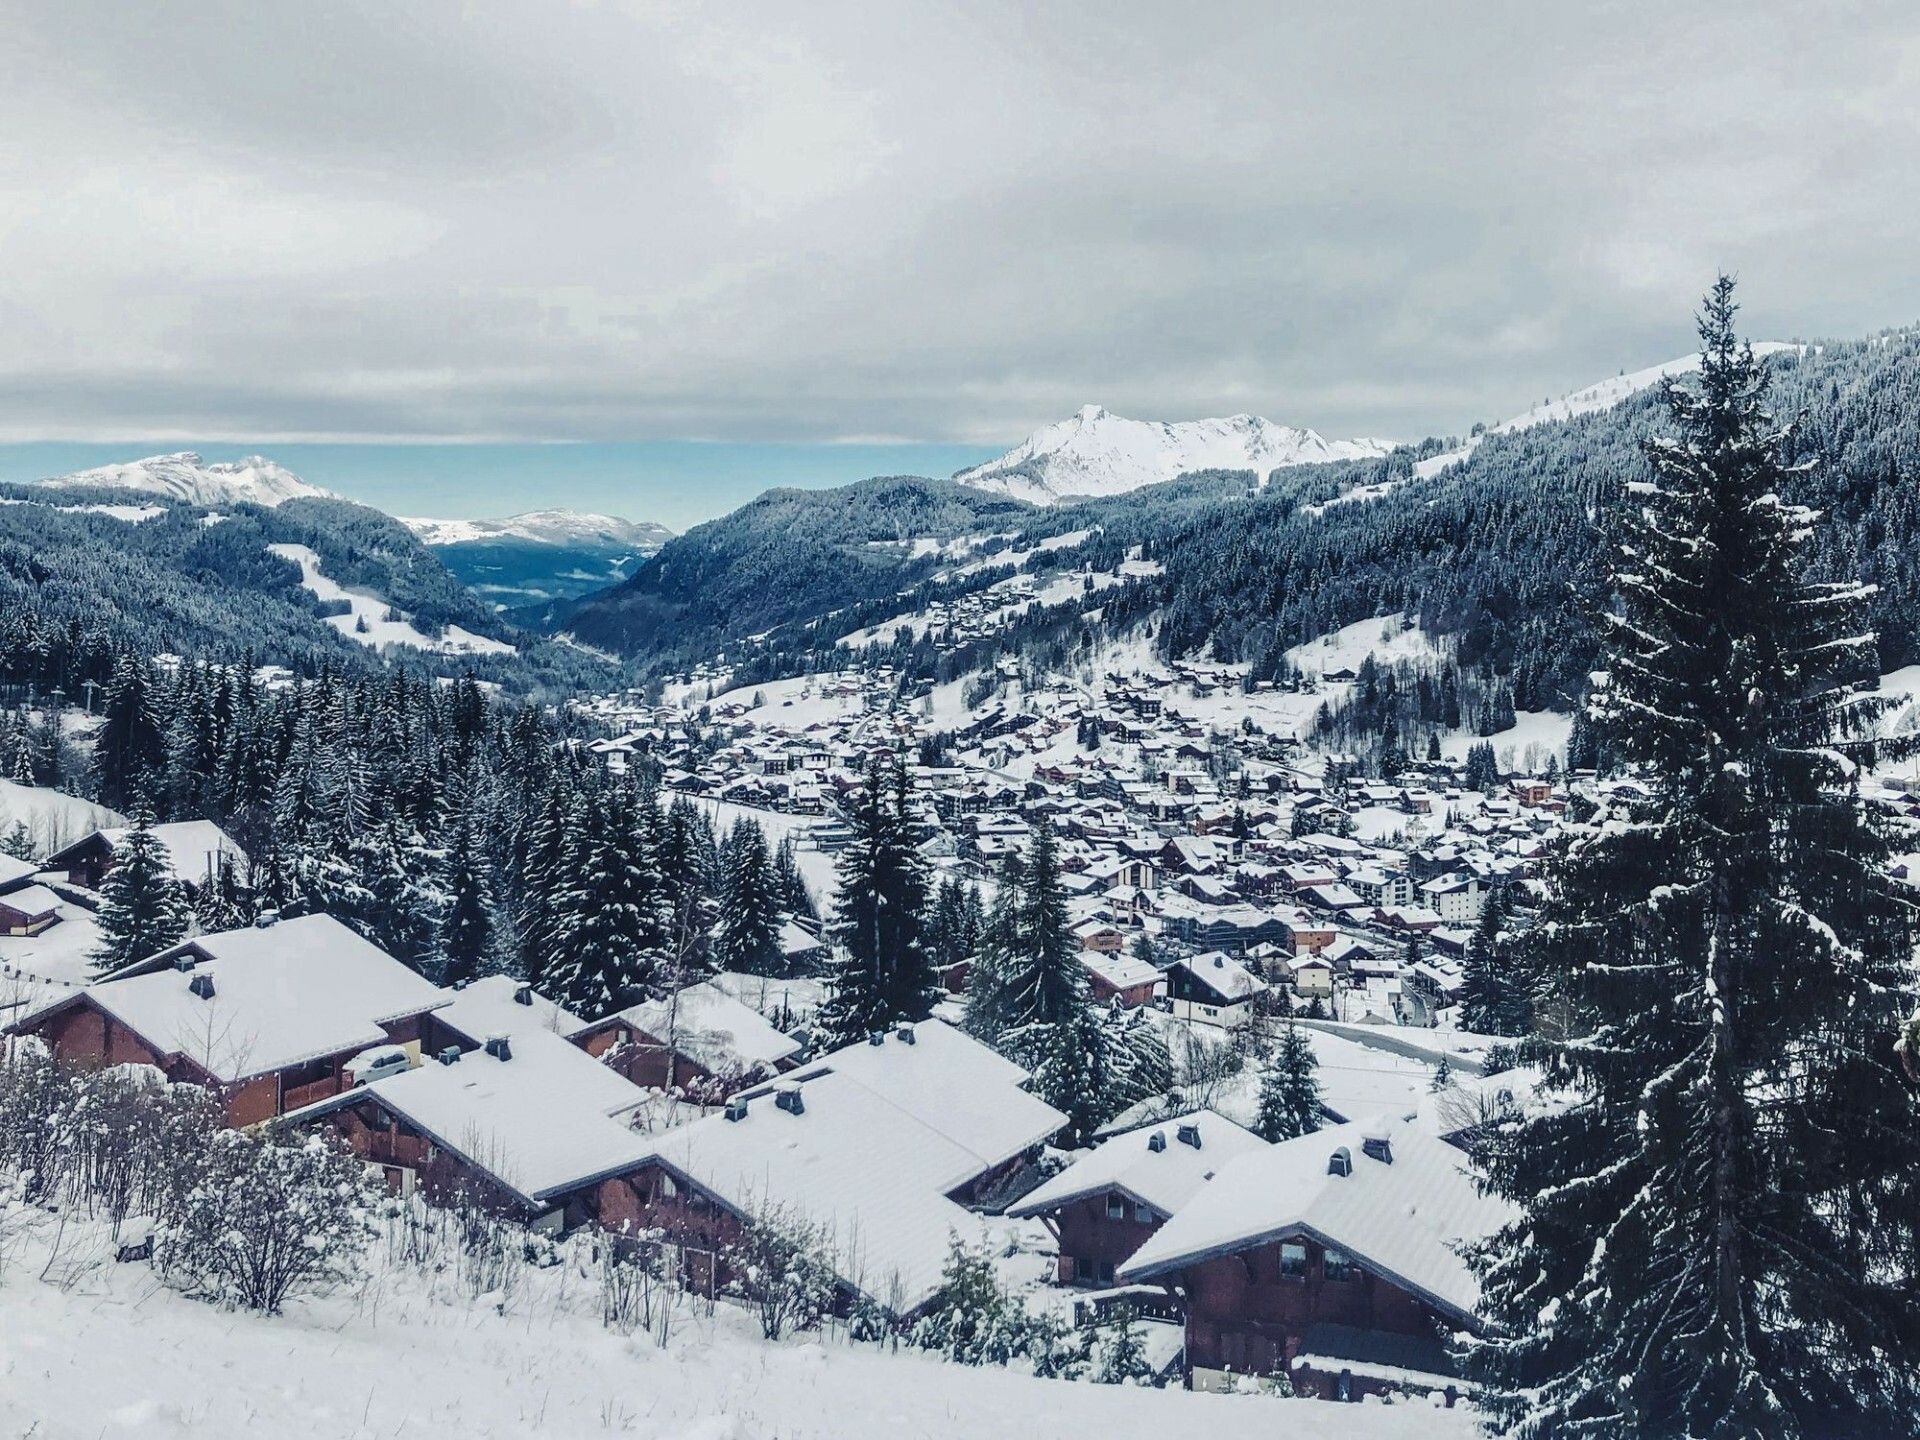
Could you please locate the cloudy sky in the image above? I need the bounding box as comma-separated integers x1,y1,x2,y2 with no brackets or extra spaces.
2,2,1916,520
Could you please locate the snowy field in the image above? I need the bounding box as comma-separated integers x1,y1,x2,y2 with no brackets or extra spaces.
0,1209,1475,1440
267,544,515,657
0,779,119,858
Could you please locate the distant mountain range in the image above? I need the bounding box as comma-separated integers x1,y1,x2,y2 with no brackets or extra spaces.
400,510,674,609
36,452,332,508
953,405,1394,504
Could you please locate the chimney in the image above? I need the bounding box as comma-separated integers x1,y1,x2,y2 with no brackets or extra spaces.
1176,1123,1202,1150
254,910,279,929
867,1032,885,1047
513,985,533,1007
774,1084,805,1116
173,954,196,973
895,1024,916,1045
1361,1131,1393,1165
725,1096,749,1122
1147,1130,1167,1153
188,974,215,1001
484,1035,512,1063
1327,1146,1353,1177
436,1046,463,1066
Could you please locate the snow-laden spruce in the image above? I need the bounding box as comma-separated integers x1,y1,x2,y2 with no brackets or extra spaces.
1462,278,1920,1438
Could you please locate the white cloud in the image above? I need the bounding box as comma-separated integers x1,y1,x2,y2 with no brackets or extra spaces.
0,1,1915,448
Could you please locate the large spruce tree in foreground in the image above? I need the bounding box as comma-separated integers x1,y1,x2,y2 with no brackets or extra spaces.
1466,279,1920,1437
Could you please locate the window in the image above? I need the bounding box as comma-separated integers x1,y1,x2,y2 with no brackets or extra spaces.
1323,1248,1357,1282
1134,1201,1155,1225
1106,1193,1127,1220
1278,1241,1309,1279
1098,1261,1116,1285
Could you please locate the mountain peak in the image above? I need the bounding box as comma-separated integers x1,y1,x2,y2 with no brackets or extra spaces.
38,452,330,508
955,408,1393,505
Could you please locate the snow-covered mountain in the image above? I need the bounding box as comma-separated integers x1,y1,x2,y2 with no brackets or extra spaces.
954,405,1395,504
401,510,673,610
400,509,672,550
38,452,331,508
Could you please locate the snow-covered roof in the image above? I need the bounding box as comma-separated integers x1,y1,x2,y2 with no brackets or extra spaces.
89,820,247,886
1010,1109,1268,1219
1082,951,1163,992
785,1019,1065,1174
1118,1115,1514,1321
0,854,39,891
608,981,803,1074
300,1028,652,1206
646,1068,996,1311
1175,951,1267,1001
435,976,592,1044
0,884,62,917
80,915,445,1082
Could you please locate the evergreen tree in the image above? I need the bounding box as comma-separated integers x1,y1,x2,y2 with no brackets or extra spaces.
437,806,494,987
544,786,672,1016
90,806,191,975
712,819,783,975
1457,886,1524,1036
818,763,938,1044
974,821,1120,1140
0,820,34,861
771,834,816,920
1466,280,1920,1437
1253,1022,1322,1142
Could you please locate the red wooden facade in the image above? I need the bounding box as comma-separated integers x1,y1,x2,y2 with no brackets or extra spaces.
1170,1232,1456,1399
1044,1188,1164,1286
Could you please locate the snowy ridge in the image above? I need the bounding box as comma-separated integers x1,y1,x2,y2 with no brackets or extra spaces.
1413,342,1802,480
267,543,516,657
38,452,331,508
955,405,1394,505
401,509,672,549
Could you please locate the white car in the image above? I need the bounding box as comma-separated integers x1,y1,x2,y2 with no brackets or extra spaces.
343,1045,411,1087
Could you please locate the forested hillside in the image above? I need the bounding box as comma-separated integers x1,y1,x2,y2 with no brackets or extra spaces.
0,488,620,697
543,476,1033,666
538,330,1920,737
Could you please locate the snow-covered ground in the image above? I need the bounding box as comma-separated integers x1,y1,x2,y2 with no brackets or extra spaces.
0,779,119,857
674,793,840,915
267,544,515,657
0,1209,1474,1440
1438,711,1573,774
1283,614,1443,676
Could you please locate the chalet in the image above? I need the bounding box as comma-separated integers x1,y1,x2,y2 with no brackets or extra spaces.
1009,1110,1269,1286
1082,951,1163,1009
1282,953,1336,998
14,914,447,1126
0,883,61,937
593,1021,1067,1314
1072,917,1127,955
1509,778,1556,809
44,819,247,893
575,980,802,1099
1375,904,1443,934
1166,951,1268,1027
1120,1116,1513,1400
288,1023,652,1227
